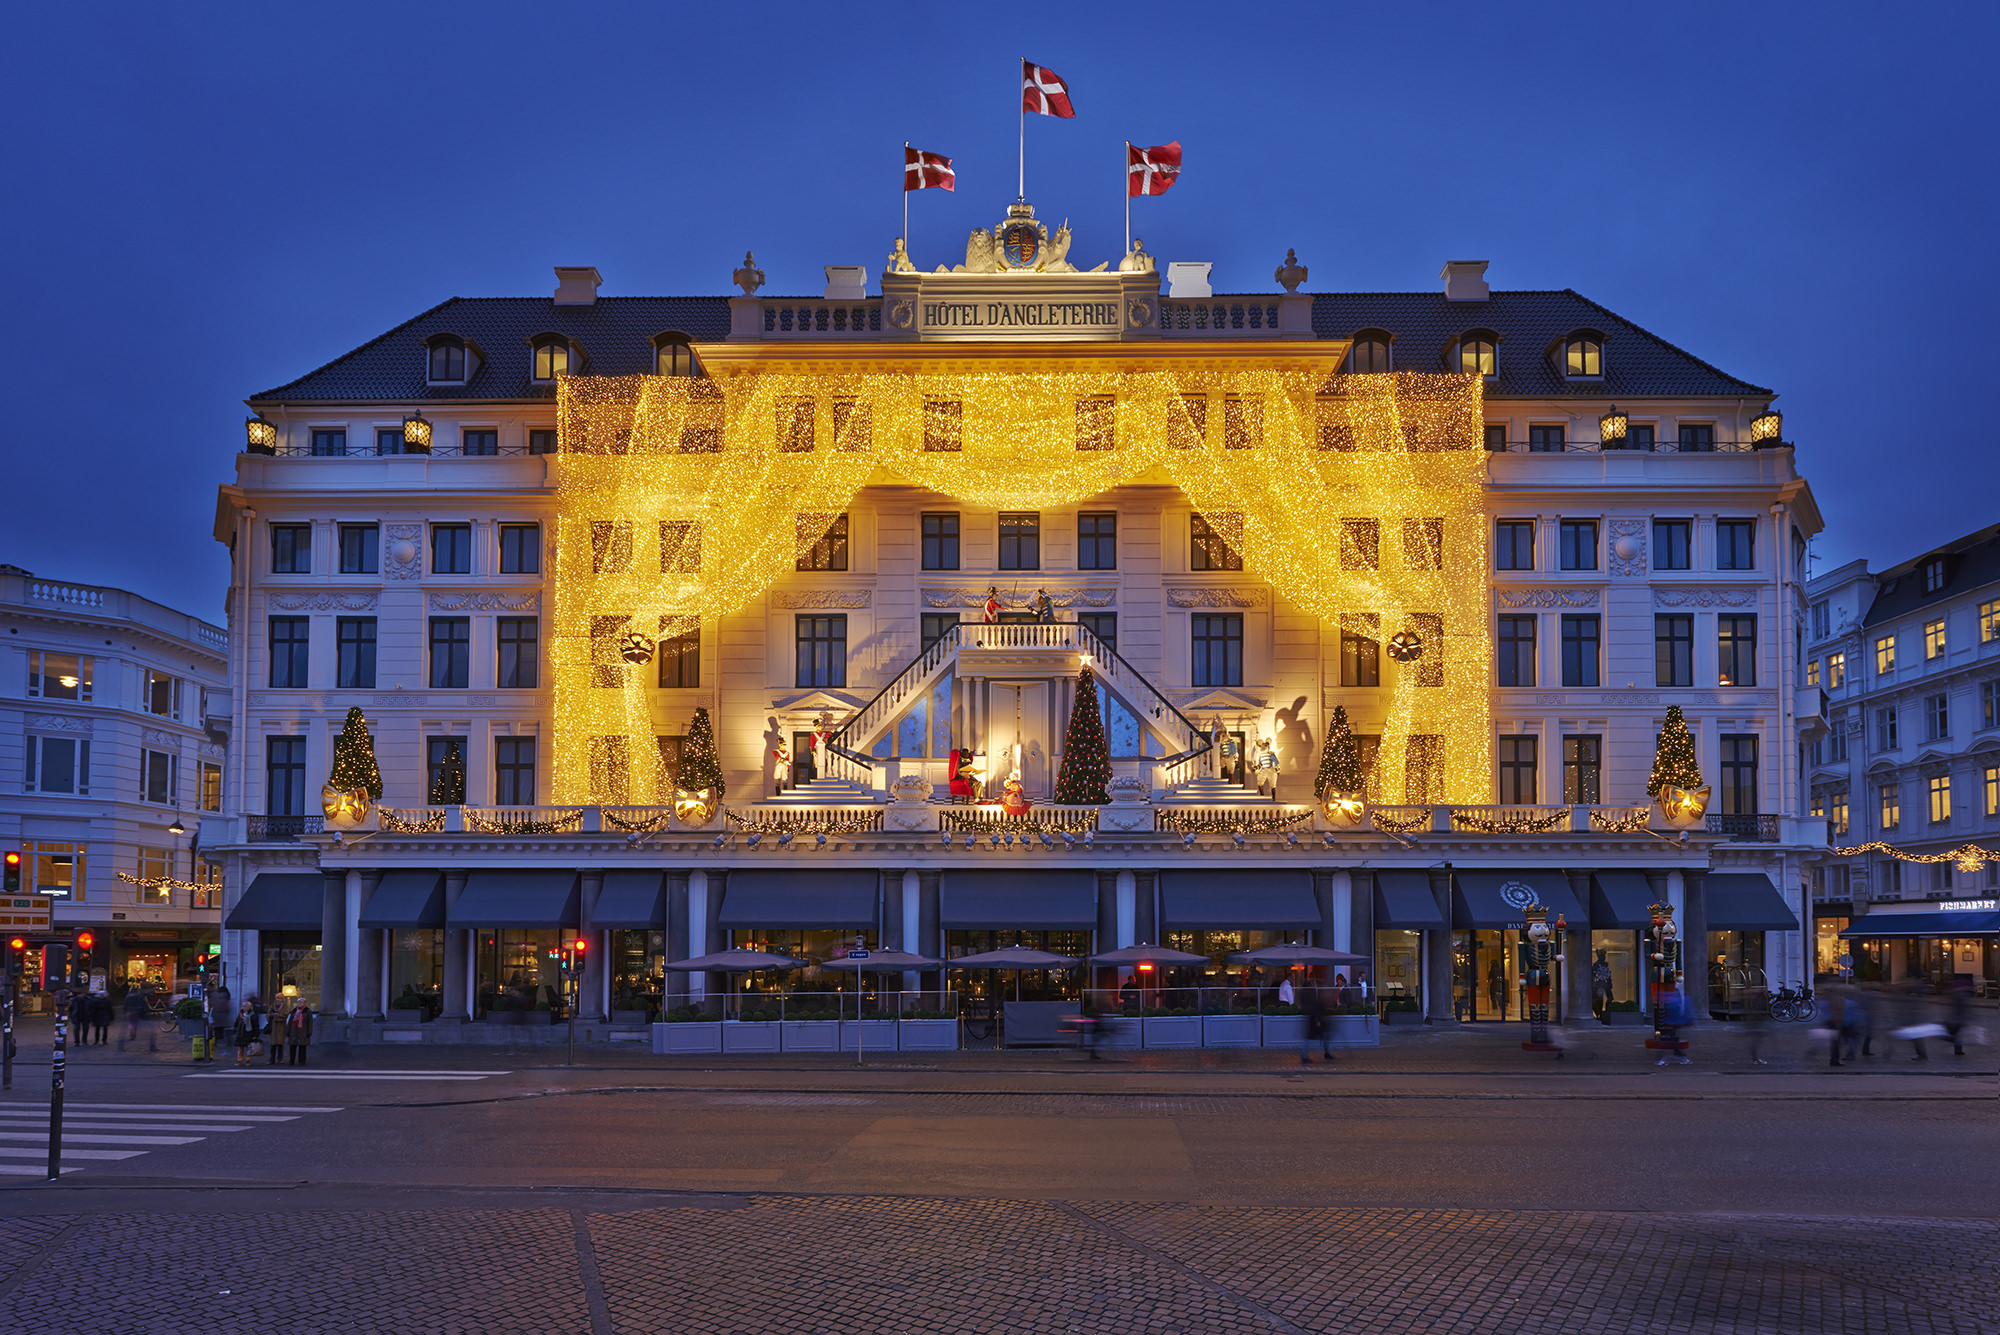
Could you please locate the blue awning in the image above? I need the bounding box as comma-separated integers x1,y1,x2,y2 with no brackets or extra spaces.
1590,871,1657,929
358,870,444,929
1373,871,1445,929
1839,910,2000,939
226,873,327,932
447,870,581,929
1703,873,1798,931
1160,870,1319,929
1452,870,1585,929
718,871,877,929
942,871,1098,930
591,870,665,930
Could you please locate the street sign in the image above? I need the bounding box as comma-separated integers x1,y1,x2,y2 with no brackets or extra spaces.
847,949,870,959
0,898,50,932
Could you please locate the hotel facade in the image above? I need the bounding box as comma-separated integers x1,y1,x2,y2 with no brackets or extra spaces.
209,204,1825,1041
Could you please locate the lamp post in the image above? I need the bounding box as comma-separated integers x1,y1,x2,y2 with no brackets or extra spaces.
1598,405,1628,450
1519,905,1566,1053
1648,902,1689,1063
402,411,433,455
245,415,278,455
1749,408,1783,447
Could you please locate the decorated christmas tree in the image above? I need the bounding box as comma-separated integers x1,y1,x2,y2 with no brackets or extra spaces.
1646,705,1703,797
429,740,466,806
1314,704,1365,798
327,707,383,797
1052,666,1113,804
679,706,725,798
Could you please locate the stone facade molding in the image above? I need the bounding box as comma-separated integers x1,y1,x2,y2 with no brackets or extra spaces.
774,589,872,609
428,592,540,612
1608,518,1647,577
921,587,1116,609
269,591,378,612
141,726,177,749
1497,588,1600,608
383,524,423,580
25,712,91,735
1654,587,1757,608
1164,586,1266,609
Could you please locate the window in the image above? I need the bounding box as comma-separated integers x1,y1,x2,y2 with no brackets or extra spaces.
145,669,180,719
462,429,498,457
1075,396,1115,451
194,858,221,909
589,521,633,575
428,339,466,382
376,428,404,457
141,748,177,805
1877,706,1899,752
1652,519,1691,571
498,524,540,574
678,383,724,453
339,524,379,574
1482,424,1507,452
656,336,699,377
1340,616,1380,688
494,738,537,807
1339,518,1380,571
271,524,311,573
1495,521,1534,571
1830,790,1849,835
1078,513,1117,570
1655,615,1693,687
1829,725,1847,762
269,617,309,688
1717,615,1757,687
921,513,960,570
529,429,558,456
1076,613,1117,653
27,651,92,701
1718,734,1758,815
659,520,702,573
27,844,84,901
1716,520,1756,570
1348,336,1391,373
922,398,962,452
1497,736,1537,804
1925,693,1949,741
1558,519,1598,570
1402,518,1444,570
1925,618,1947,660
309,429,347,457
336,617,377,689
428,617,469,689
1170,394,1208,449
1986,766,1999,817
1457,336,1496,377
1191,614,1243,687
796,615,847,688
1878,783,1903,831
1928,774,1952,825
1223,395,1263,448
136,849,173,905
266,737,306,816
798,514,850,571
1562,734,1601,804
1627,424,1655,451
1190,514,1242,571
425,737,466,804
1497,615,1537,687
999,513,1040,570
1560,615,1600,687
1528,424,1565,453
588,616,626,688
497,618,539,689
1676,424,1714,453
1811,600,1830,639
657,619,699,688
432,523,471,575
1875,635,1896,676
1409,612,1444,688
776,397,815,452
1828,652,1847,689
655,735,686,798
1882,859,1903,898
1563,336,1602,378
1405,735,1444,803
1806,658,1821,688
1984,681,1999,729
24,736,90,795
532,340,570,382
921,613,961,654
194,760,222,814
1980,599,2000,644
1923,558,1946,594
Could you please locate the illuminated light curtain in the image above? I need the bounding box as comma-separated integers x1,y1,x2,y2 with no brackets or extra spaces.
555,369,1490,805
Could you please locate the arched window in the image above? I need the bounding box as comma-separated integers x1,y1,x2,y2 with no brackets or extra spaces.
427,336,467,383
1561,330,1604,378
1456,334,1496,378
532,337,571,382
1347,331,1392,374
655,334,700,377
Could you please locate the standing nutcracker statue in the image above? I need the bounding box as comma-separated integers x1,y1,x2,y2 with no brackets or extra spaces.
1519,905,1566,1054
1647,901,1690,1064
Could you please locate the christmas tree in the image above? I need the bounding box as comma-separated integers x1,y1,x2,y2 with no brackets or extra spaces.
429,740,466,806
1646,705,1703,797
327,707,383,798
678,706,725,797
1052,666,1112,804
1314,704,1365,798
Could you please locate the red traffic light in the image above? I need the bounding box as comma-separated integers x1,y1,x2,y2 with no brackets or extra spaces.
3,851,18,867
75,931,95,951
6,938,23,953
571,938,587,955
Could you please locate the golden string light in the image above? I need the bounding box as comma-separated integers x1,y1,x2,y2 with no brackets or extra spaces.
380,809,447,834
1589,808,1653,835
464,809,584,836
725,812,883,836
1450,808,1571,835
1156,811,1316,835
1369,809,1433,835
116,872,205,892
553,367,1491,806
603,809,672,834
1833,841,2000,876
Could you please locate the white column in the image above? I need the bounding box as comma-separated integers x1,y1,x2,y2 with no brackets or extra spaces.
687,870,709,1002
600,931,612,1018
1666,870,1686,939
1329,870,1353,954
379,934,390,1016
901,869,921,992
344,870,362,1018
1115,870,1136,948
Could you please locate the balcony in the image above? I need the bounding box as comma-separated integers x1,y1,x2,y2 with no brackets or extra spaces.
759,300,883,338
247,814,324,842
1796,685,1830,739
1489,438,1763,455
1706,813,1780,843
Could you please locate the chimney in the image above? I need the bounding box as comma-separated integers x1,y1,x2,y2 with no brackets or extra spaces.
553,266,602,306
1166,262,1212,298
824,266,868,300
1440,260,1490,302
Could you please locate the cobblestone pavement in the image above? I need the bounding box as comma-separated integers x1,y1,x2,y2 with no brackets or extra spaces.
0,1196,1995,1334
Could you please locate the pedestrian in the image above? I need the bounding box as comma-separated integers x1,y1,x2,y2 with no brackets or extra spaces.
285,1003,313,1065
1823,992,1852,1067
1590,950,1613,1025
1945,977,1971,1057
231,1002,260,1067
120,986,156,1052
1897,977,1934,1061
68,991,90,1046
1654,987,1691,1065
1299,984,1329,1065
88,992,113,1047
267,1000,290,1064
207,982,234,1054
1743,979,1769,1065
1277,975,1295,1007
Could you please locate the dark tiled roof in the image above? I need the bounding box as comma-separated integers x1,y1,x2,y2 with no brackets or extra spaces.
251,297,732,403
1311,289,1770,398
1861,522,2000,628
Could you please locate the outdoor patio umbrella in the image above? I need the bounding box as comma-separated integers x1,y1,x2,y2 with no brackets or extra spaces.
1088,944,1209,966
946,945,1082,1002
1227,945,1367,968
661,948,804,1021
814,950,944,973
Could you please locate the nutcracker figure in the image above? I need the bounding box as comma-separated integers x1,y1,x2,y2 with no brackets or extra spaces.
1519,905,1566,1054
981,586,1002,624
1648,901,1690,1063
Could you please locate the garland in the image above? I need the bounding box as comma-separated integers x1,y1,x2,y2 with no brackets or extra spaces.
116,872,204,892
1155,811,1315,836
1451,808,1571,835
1833,841,2000,875
1369,810,1432,835
603,809,672,834
726,811,882,835
943,811,1099,834
380,808,448,834
1589,808,1653,834
465,809,585,835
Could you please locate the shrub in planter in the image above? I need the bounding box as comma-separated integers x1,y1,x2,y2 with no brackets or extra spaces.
1383,997,1420,1013
1260,1002,1301,1016
663,1006,709,1023
1607,1000,1640,1013
173,998,206,1022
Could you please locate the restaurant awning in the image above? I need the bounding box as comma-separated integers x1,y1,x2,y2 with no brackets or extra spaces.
447,870,581,929
225,873,326,932
1838,910,2000,939
717,870,877,929
1590,871,1657,929
941,871,1097,930
1702,873,1799,931
1160,870,1319,930
1452,870,1585,929
357,870,444,929
1373,871,1445,929
591,870,665,930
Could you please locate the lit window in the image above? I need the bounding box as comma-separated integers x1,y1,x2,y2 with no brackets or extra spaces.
427,338,467,383
1875,635,1896,676
1457,337,1496,377
1827,652,1846,688
1925,618,1947,660
1806,659,1820,688
144,669,180,720
1717,615,1757,687
199,761,222,813
1986,766,1999,817
532,339,570,382
135,849,171,905
1879,783,1900,831
1829,791,1849,835
1981,599,2000,644
27,843,84,901
1929,774,1952,824
1563,336,1602,377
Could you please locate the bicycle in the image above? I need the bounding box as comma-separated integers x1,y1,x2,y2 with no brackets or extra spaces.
1768,985,1815,1023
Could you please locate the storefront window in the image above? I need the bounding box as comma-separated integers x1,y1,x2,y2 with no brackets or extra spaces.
1452,930,1536,1021
1374,930,1421,1017
1814,915,1851,979
1589,930,1640,1021
945,929,1089,1002
610,929,665,1015
728,930,870,994
474,929,575,1018
261,933,323,1010
388,929,444,1012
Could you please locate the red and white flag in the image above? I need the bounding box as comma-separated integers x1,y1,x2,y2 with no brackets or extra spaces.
904,146,954,192
1127,141,1182,197
1022,60,1076,118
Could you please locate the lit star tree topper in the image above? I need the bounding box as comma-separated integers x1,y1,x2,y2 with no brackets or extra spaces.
1052,666,1112,805
327,706,383,799
1314,704,1365,799
1646,704,1704,798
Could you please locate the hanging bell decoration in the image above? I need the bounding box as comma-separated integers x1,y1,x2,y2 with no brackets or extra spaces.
619,632,656,665
1386,630,1425,662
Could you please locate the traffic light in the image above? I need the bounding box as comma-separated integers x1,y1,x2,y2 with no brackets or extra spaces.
5,938,23,979
74,930,94,953
2,850,19,894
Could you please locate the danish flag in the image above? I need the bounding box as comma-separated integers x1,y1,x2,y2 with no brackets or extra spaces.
1127,141,1182,197
1022,60,1076,118
904,146,954,192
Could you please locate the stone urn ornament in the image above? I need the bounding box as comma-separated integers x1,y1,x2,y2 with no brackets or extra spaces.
1274,248,1308,293
733,252,765,296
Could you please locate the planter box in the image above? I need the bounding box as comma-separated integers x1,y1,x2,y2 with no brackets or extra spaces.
842,1019,898,1052
1601,1010,1646,1026
780,1020,841,1052
1326,1014,1379,1047
1261,1014,1307,1048
611,1009,651,1025
1202,1014,1262,1048
385,1010,427,1027
1141,1015,1202,1050
1380,1009,1425,1025
655,1021,722,1055
488,1009,525,1026
897,1018,959,1051
722,1021,781,1054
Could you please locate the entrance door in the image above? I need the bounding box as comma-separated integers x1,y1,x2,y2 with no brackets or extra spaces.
792,731,817,787
1451,929,1541,1021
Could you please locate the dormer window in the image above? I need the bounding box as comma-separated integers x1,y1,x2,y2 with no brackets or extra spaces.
427,336,467,384
1560,330,1604,379
531,336,572,382
655,334,701,377
1923,558,1947,593
1452,332,1498,378
1347,331,1392,374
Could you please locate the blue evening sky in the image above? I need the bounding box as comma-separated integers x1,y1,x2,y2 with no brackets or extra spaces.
5,2,1993,616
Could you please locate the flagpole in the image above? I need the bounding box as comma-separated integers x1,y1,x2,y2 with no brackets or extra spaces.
1123,142,1131,256
1018,57,1025,200
903,142,909,252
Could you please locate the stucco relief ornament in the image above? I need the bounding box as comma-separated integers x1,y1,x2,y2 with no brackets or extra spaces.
955,201,1106,275
1274,249,1308,293
886,299,916,329
733,252,765,296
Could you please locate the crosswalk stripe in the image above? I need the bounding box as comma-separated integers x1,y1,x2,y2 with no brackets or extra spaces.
185,1069,508,1077
0,1164,78,1176
0,1146,145,1161
59,1102,340,1114
187,1072,492,1081
0,1119,254,1133
0,1131,203,1146
0,1109,305,1123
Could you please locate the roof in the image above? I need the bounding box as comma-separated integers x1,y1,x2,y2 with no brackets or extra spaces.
249,287,1767,404
1861,521,2000,628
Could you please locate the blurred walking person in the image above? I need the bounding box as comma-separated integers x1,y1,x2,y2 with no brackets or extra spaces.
1299,984,1331,1065
119,985,156,1053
